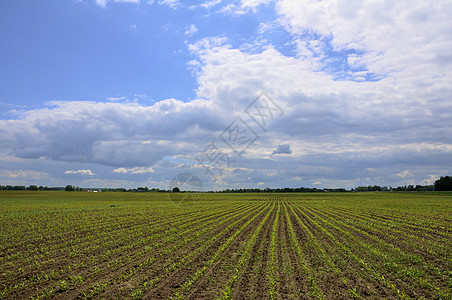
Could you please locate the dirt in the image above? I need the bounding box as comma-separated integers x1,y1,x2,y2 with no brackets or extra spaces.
2,196,450,300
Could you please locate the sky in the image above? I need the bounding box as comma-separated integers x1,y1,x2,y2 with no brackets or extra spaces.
1,0,451,190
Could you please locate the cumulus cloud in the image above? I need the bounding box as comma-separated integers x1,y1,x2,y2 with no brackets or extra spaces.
113,167,155,174
240,0,272,9
64,169,95,176
107,96,127,102
200,0,222,9
0,99,228,169
397,170,412,179
184,24,198,37
94,0,140,7
276,0,452,79
216,0,273,14
95,0,107,7
0,170,46,179
183,0,452,187
272,144,292,155
159,0,180,8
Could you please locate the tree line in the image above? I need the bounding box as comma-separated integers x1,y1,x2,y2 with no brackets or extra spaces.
0,185,64,191
1,176,451,192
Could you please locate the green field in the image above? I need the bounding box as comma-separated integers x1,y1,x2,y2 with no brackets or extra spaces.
0,191,451,299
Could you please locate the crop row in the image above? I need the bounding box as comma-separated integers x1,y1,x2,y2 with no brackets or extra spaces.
0,192,450,299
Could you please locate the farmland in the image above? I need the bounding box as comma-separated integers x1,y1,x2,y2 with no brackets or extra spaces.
0,191,451,299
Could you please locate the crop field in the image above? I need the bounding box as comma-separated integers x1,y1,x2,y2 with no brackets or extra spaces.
0,191,451,299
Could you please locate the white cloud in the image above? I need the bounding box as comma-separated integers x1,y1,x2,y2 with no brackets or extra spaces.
200,0,222,9
258,22,275,34
218,0,273,14
107,96,127,102
184,24,198,37
0,154,24,162
94,0,140,7
95,0,107,7
0,99,227,169
240,0,272,9
159,0,180,8
397,170,411,179
195,0,271,12
276,0,452,80
113,168,128,174
0,170,46,179
65,169,96,176
183,1,452,186
188,36,229,55
113,167,155,174
422,174,440,185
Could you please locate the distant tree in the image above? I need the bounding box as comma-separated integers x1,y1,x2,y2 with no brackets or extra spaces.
65,185,75,191
355,186,368,192
28,185,39,191
172,187,180,193
434,176,452,191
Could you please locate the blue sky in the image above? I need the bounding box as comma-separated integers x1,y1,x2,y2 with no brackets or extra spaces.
0,0,282,109
1,0,452,190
